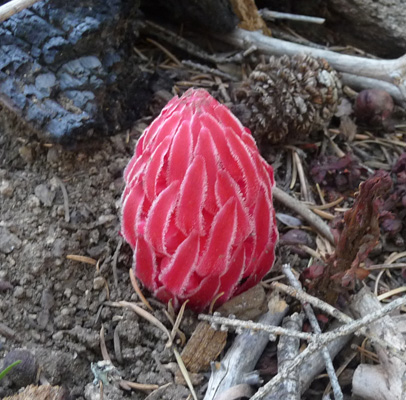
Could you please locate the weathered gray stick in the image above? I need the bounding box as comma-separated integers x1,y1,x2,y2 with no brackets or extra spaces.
350,288,406,400
203,293,289,400
0,0,43,23
265,313,304,400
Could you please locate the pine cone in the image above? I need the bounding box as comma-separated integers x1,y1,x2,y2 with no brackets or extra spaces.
233,54,342,144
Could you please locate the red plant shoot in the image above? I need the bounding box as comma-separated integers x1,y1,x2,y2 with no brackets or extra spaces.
121,89,278,311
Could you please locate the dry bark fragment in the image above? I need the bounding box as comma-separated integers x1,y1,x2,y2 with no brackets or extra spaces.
180,285,267,374
3,384,68,400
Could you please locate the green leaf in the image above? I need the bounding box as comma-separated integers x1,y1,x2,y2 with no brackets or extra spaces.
0,360,21,380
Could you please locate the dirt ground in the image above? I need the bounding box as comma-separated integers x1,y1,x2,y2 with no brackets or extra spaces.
0,116,201,399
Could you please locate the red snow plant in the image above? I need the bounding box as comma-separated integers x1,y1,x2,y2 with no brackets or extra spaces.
121,89,278,311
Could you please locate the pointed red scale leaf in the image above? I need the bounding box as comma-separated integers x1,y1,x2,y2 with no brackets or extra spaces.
196,197,237,276
182,275,221,311
200,113,242,178
144,181,180,255
213,103,245,138
241,130,259,152
167,120,193,183
215,169,252,243
219,244,245,301
255,237,277,277
154,286,176,307
251,155,274,200
137,113,168,156
176,155,207,235
190,113,202,151
121,180,145,249
243,236,255,268
159,231,200,295
245,188,272,275
150,111,182,150
133,236,158,291
225,127,260,208
144,136,172,202
123,150,150,191
194,127,219,214
164,216,187,255
237,238,276,295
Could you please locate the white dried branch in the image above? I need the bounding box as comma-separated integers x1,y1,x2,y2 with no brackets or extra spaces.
259,9,325,24
281,264,343,400
201,293,406,348
198,313,313,342
273,281,406,363
0,0,42,23
340,73,406,103
350,288,406,400
272,186,335,244
218,28,406,104
296,322,351,394
272,281,345,320
203,292,289,400
265,312,304,400
250,292,406,399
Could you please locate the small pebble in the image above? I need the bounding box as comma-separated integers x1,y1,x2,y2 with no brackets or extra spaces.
0,227,21,254
18,146,34,163
0,280,12,292
34,184,55,207
0,180,14,197
70,295,79,305
93,276,105,291
47,146,60,164
27,194,41,209
14,286,25,299
98,214,115,225
52,331,64,341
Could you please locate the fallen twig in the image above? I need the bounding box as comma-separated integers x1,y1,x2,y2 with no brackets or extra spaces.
282,264,343,400
111,301,173,347
259,9,325,24
0,322,17,339
272,186,335,244
251,294,406,399
198,313,313,342
274,282,406,364
111,239,122,289
265,312,304,400
53,176,70,223
0,0,42,23
351,288,406,400
203,292,289,400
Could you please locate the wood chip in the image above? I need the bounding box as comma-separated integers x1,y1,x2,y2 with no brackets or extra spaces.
180,321,228,374
3,384,67,400
180,285,267,374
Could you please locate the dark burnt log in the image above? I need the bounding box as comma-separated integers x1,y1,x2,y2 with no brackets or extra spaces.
140,0,237,34
0,0,167,144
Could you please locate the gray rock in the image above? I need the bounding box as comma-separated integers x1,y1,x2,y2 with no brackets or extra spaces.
0,179,13,197
85,382,123,400
34,183,55,206
0,227,21,254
